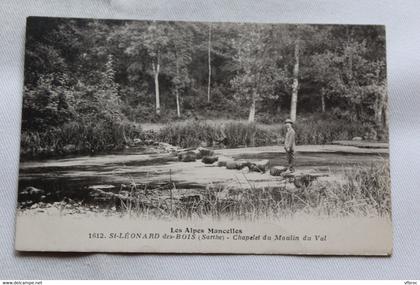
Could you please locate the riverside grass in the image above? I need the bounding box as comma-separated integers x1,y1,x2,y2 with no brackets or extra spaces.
156,117,372,149
113,162,390,220
20,116,376,158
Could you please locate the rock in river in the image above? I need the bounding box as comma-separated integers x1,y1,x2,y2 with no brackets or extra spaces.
88,185,116,190
196,147,215,158
217,156,231,167
201,156,218,164
226,161,239,170
241,166,250,174
270,166,288,176
293,174,318,188
178,151,197,162
217,161,227,167
254,159,270,172
20,186,45,202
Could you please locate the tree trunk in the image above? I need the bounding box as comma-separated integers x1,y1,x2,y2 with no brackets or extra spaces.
248,93,256,123
383,91,389,130
321,90,326,113
152,61,161,115
375,101,382,126
375,89,387,128
122,124,128,144
207,24,212,103
290,40,300,121
276,98,281,113
175,88,181,118
175,53,181,118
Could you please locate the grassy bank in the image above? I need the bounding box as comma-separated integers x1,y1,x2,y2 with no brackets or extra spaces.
20,120,142,159
18,161,390,221
20,114,382,158
156,120,279,148
109,162,391,220
156,116,376,148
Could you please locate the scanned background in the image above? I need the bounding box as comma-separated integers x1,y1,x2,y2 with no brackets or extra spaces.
1,0,420,279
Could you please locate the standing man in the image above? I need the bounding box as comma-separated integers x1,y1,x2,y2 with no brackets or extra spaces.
284,118,296,172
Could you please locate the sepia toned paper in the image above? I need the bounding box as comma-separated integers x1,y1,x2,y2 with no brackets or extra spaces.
15,17,392,255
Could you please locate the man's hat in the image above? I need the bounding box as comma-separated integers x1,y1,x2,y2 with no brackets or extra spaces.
285,118,293,124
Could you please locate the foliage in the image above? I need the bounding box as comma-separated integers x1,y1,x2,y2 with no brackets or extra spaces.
157,120,219,148
155,117,375,149
22,18,388,157
310,38,387,127
230,25,275,121
293,115,371,144
22,74,75,132
20,120,142,158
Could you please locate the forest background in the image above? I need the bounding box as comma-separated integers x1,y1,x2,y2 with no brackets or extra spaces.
21,17,388,158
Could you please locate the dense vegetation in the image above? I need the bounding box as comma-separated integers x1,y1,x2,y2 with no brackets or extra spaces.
21,17,388,158
155,117,371,149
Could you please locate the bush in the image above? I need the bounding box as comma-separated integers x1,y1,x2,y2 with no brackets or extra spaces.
20,114,384,159
222,121,278,147
157,120,219,148
293,115,372,144
222,122,257,147
156,116,375,149
20,119,142,159
300,162,391,217
157,120,279,148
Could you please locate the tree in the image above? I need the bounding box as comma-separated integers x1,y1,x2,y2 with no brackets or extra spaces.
310,26,387,129
207,23,212,103
290,38,300,121
98,54,121,117
22,74,74,132
122,21,171,115
167,23,193,117
280,25,316,122
22,17,388,136
230,25,274,122
187,22,237,106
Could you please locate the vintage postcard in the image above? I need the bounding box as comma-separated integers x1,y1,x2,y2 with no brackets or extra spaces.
15,16,392,255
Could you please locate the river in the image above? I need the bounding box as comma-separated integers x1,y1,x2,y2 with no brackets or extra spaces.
18,144,388,203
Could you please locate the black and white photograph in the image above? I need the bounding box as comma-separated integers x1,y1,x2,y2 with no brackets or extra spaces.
15,16,392,254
